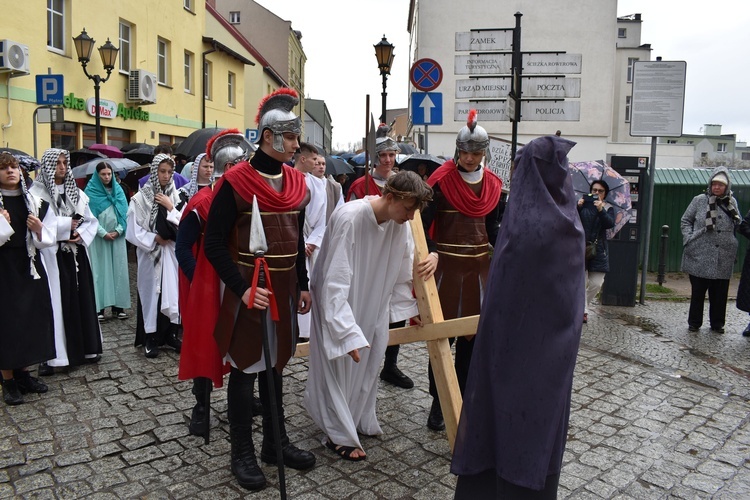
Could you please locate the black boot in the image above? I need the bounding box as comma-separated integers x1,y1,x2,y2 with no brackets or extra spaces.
189,378,211,437
13,370,48,394
259,369,316,470
427,399,445,431
2,379,23,405
228,368,265,491
380,344,414,389
164,324,182,353
743,322,750,337
144,333,159,358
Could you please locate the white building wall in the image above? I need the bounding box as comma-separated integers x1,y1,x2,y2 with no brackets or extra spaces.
410,0,617,161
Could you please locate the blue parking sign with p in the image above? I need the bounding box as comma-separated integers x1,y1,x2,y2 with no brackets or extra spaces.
245,128,259,142
36,75,64,105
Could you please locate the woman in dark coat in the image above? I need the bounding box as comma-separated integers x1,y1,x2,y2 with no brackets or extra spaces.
577,180,615,323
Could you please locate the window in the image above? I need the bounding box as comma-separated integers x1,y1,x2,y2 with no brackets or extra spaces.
119,21,132,73
204,61,212,100
618,28,627,38
687,141,694,145
157,38,169,85
627,58,638,83
701,152,708,158
228,72,235,107
107,127,132,150
229,11,240,23
742,152,750,161
625,96,631,123
717,143,727,152
184,51,193,93
82,124,97,148
667,140,677,144
47,0,65,52
50,121,76,150
184,0,193,12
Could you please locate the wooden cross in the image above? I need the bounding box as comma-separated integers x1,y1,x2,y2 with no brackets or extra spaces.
294,210,478,451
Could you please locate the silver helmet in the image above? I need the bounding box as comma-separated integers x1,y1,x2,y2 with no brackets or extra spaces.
206,129,252,179
455,109,489,162
374,123,400,165
255,88,302,154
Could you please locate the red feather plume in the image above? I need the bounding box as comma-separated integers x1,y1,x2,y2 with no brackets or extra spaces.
467,109,478,131
255,88,299,125
205,128,241,159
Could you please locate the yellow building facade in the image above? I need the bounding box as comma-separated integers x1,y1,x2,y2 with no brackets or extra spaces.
0,0,252,157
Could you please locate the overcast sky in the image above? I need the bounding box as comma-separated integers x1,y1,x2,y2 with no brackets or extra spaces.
254,0,749,150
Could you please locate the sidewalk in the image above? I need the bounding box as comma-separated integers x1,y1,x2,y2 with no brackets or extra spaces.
641,271,742,300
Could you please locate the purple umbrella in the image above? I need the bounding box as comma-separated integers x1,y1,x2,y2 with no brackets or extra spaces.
138,172,190,189
569,160,632,239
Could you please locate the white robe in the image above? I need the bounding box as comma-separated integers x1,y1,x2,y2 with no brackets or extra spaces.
298,173,328,339
304,199,419,450
125,195,183,332
30,185,102,367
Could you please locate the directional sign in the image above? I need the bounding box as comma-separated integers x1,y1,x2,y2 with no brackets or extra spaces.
410,59,443,92
455,29,513,52
412,92,443,125
36,74,64,105
523,53,582,74
454,100,580,122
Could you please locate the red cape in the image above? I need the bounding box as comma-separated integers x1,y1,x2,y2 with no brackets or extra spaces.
346,174,382,201
427,159,502,217
178,186,230,387
178,163,308,387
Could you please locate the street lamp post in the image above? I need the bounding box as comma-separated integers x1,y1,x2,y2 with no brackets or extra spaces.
73,29,119,145
374,35,395,125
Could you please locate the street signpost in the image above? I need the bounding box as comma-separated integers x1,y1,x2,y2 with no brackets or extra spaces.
455,76,580,99
455,29,513,52
412,92,443,126
629,59,687,306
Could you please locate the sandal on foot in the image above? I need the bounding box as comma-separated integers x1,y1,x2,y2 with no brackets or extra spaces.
325,440,366,462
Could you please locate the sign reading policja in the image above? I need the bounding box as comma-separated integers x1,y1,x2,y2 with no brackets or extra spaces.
630,60,687,137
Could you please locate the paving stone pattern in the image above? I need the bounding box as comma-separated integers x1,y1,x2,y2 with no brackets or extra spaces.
2,264,750,498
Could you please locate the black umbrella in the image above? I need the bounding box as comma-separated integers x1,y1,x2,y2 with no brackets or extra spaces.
70,148,106,167
0,148,41,172
120,142,154,153
325,156,354,176
398,153,443,179
396,142,419,154
123,144,155,166
174,128,225,160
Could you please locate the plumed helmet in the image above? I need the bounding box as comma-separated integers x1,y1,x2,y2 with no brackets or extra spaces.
255,88,302,154
206,128,253,178
455,109,489,159
374,123,400,165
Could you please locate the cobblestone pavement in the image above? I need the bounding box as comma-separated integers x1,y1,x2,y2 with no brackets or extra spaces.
3,271,750,498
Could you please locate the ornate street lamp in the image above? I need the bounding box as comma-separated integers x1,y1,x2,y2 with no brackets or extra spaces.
73,28,119,145
374,35,395,125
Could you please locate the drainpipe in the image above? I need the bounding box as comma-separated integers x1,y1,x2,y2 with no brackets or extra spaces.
202,45,216,129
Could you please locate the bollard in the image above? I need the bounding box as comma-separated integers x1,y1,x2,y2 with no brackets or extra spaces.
657,225,669,286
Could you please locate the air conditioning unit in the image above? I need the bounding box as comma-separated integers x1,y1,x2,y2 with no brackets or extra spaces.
128,69,157,104
0,39,30,75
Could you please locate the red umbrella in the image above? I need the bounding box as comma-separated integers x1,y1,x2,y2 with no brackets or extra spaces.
89,143,124,158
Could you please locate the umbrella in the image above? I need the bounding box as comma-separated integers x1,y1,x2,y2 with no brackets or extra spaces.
1,148,41,172
348,152,367,166
325,155,354,176
398,153,443,179
120,142,154,153
137,172,190,189
569,160,632,239
72,157,140,179
396,142,418,154
88,143,124,158
123,144,155,166
175,127,225,160
70,148,107,167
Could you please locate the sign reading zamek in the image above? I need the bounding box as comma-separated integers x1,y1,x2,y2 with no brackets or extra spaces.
522,53,582,74
455,100,580,122
456,76,581,99
455,30,513,52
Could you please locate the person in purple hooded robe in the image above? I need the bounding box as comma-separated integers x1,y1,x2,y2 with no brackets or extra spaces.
451,135,585,499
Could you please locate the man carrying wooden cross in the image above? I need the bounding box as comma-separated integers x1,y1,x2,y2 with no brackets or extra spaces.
422,109,503,431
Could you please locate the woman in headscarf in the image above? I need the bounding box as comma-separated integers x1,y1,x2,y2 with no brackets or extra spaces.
30,148,103,375
178,153,213,204
0,152,56,404
126,153,185,358
85,162,131,320
452,135,584,499
681,166,740,334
